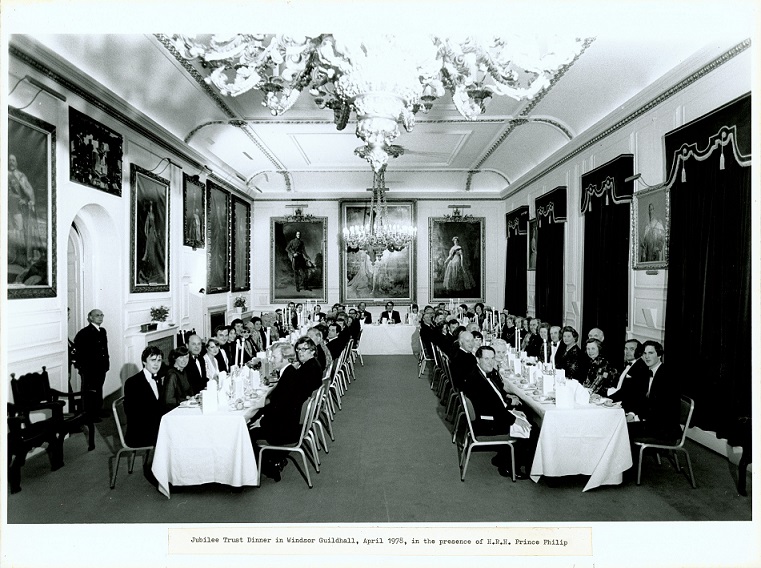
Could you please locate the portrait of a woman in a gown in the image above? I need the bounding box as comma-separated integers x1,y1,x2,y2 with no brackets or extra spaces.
347,249,375,297
139,200,164,283
443,236,475,293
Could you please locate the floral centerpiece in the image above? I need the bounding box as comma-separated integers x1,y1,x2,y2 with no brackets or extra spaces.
233,295,247,310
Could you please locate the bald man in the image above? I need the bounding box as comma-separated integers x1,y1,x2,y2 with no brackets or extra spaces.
74,309,110,420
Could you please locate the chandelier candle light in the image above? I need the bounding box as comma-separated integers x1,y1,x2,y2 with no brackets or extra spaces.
172,34,589,173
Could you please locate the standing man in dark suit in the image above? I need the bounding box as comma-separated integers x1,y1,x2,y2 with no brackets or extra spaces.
123,346,164,486
626,340,681,442
379,301,402,324
184,334,207,395
74,308,110,421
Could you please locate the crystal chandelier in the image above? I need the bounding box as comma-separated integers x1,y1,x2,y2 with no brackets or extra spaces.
172,34,589,172
342,167,416,255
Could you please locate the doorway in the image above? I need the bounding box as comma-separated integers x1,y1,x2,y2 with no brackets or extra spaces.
67,222,84,389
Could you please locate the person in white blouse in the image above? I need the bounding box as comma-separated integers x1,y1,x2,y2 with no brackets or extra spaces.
203,338,222,381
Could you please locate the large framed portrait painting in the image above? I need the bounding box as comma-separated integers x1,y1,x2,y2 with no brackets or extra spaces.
632,184,669,270
271,217,327,303
69,107,123,196
8,107,56,299
340,200,416,305
130,164,170,293
429,217,484,302
231,196,251,293
183,173,205,249
206,181,230,294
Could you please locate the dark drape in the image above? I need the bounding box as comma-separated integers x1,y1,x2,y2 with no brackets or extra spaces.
534,187,566,325
664,97,751,439
504,206,528,314
580,155,633,353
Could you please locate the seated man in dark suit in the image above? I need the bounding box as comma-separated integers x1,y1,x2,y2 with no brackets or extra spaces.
250,339,321,481
449,329,478,392
626,340,681,444
356,301,373,324
326,322,345,360
184,334,207,395
307,326,332,375
462,346,534,479
123,346,165,486
379,301,402,324
609,339,648,414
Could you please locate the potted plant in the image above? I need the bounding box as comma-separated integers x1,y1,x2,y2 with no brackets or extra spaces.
233,295,247,312
150,305,170,329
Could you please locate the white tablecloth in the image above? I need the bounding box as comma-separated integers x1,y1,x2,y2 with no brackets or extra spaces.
359,324,419,355
506,380,633,491
151,403,262,498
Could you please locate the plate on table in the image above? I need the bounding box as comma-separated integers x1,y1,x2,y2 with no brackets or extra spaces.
602,400,618,408
179,400,199,408
534,395,554,403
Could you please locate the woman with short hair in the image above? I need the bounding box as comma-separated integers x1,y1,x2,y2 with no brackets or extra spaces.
162,346,193,411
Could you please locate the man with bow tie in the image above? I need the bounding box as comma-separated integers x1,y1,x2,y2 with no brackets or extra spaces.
123,346,165,487
184,334,207,395
379,301,402,324
549,325,566,367
74,308,110,421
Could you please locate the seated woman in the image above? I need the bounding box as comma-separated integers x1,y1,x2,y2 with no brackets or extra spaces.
162,346,193,411
581,338,617,395
526,321,549,361
203,338,222,381
557,325,583,380
473,302,486,328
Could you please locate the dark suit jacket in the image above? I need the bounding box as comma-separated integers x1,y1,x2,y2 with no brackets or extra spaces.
259,361,320,445
550,342,567,367
326,337,344,360
185,354,208,395
449,349,478,391
609,358,649,414
73,324,110,375
462,367,517,436
380,310,402,324
501,325,518,349
631,363,681,441
557,344,583,380
215,350,229,373
357,310,372,324
123,370,163,448
525,334,545,360
161,368,193,412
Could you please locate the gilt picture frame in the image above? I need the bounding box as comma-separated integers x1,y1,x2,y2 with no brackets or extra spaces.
206,180,230,294
231,196,251,293
429,216,484,302
130,164,170,293
339,200,416,306
271,216,327,303
632,183,670,270
69,106,123,196
183,173,205,249
8,107,57,299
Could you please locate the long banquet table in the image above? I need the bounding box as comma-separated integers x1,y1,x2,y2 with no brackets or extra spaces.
504,378,633,492
151,399,264,498
358,323,419,355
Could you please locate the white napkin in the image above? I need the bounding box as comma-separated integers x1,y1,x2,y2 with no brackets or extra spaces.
509,410,532,438
201,389,218,414
572,380,590,405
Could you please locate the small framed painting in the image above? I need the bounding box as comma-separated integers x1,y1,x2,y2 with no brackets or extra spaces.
271,217,327,303
69,107,123,196
206,180,230,294
130,164,170,293
528,218,538,271
632,184,669,270
8,108,57,299
183,173,205,249
429,217,484,302
231,196,251,292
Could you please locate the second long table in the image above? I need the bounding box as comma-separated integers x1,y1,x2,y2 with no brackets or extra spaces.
358,324,419,355
504,378,633,491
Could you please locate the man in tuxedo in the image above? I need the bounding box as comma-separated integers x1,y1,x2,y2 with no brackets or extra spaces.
626,340,681,443
379,301,402,324
326,322,345,360
608,339,648,413
449,330,478,391
356,301,373,324
123,346,164,486
250,340,321,481
74,308,110,420
588,327,605,343
462,346,532,479
549,325,566,367
184,334,207,395
307,326,332,375
213,325,230,372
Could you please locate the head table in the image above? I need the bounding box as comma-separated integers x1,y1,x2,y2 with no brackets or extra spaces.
503,374,633,492
151,393,268,499
358,322,420,356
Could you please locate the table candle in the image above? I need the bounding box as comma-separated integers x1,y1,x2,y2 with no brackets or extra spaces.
543,340,548,364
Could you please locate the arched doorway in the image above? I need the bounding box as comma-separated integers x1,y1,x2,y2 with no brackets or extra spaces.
67,223,85,390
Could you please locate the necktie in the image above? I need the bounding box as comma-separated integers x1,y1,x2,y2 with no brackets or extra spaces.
647,369,654,397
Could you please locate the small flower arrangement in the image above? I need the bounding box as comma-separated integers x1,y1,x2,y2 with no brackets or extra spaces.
150,305,170,322
233,296,247,310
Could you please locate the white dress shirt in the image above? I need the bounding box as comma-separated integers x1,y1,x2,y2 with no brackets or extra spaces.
142,368,159,399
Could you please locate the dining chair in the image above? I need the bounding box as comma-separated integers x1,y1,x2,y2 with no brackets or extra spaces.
457,392,517,482
7,401,64,494
255,394,319,488
351,330,364,367
110,396,154,489
418,336,434,377
634,395,697,488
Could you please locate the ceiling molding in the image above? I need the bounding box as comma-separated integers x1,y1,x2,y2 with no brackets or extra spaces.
504,38,752,198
